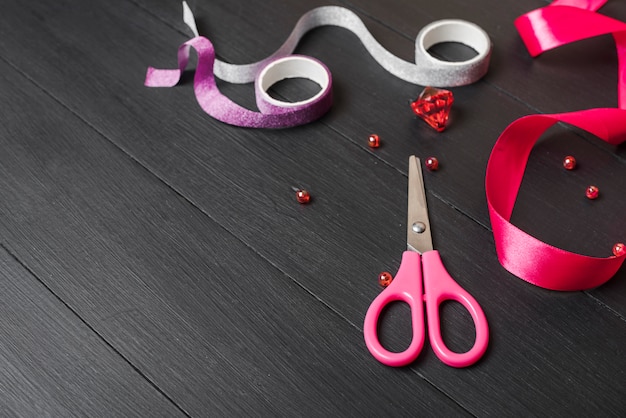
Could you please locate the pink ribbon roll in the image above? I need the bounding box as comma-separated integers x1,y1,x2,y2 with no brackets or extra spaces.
486,0,626,290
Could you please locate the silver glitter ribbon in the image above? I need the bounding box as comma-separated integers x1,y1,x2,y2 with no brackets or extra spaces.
184,3,492,87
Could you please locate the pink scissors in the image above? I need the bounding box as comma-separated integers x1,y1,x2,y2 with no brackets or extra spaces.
363,156,489,368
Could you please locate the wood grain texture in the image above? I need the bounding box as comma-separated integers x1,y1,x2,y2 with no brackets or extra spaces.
0,42,467,417
0,0,624,415
0,246,184,417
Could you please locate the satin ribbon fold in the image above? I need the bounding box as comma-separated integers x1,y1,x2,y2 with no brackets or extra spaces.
486,0,625,290
514,0,626,107
486,110,626,291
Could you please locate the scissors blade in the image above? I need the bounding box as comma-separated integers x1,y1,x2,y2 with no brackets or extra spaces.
406,156,434,253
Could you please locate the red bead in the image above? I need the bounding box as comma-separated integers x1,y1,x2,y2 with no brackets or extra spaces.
368,134,380,148
295,189,311,204
613,243,625,257
563,155,576,170
585,185,599,200
410,87,454,132
378,272,393,287
425,157,439,171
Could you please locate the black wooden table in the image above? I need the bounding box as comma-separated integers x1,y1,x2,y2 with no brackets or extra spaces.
1,0,624,416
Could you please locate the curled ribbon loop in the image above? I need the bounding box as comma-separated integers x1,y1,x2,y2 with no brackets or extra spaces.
486,110,626,291
486,0,625,290
514,0,626,106
145,2,492,128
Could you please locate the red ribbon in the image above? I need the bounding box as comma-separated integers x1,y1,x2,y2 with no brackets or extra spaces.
485,0,626,290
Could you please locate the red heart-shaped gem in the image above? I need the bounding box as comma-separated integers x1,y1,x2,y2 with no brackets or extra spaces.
410,87,454,132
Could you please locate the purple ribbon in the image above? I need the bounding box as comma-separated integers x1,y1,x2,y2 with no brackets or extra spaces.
145,37,333,128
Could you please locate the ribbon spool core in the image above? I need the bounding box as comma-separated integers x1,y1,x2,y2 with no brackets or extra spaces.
257,56,331,108
418,20,491,65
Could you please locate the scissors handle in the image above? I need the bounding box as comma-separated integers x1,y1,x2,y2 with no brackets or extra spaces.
363,251,425,367
422,250,489,368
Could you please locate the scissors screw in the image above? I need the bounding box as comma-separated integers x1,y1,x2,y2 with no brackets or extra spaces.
613,243,625,257
412,221,427,234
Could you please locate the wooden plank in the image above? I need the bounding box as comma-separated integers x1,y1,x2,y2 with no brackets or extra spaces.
0,55,468,415
0,0,624,415
0,246,185,416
